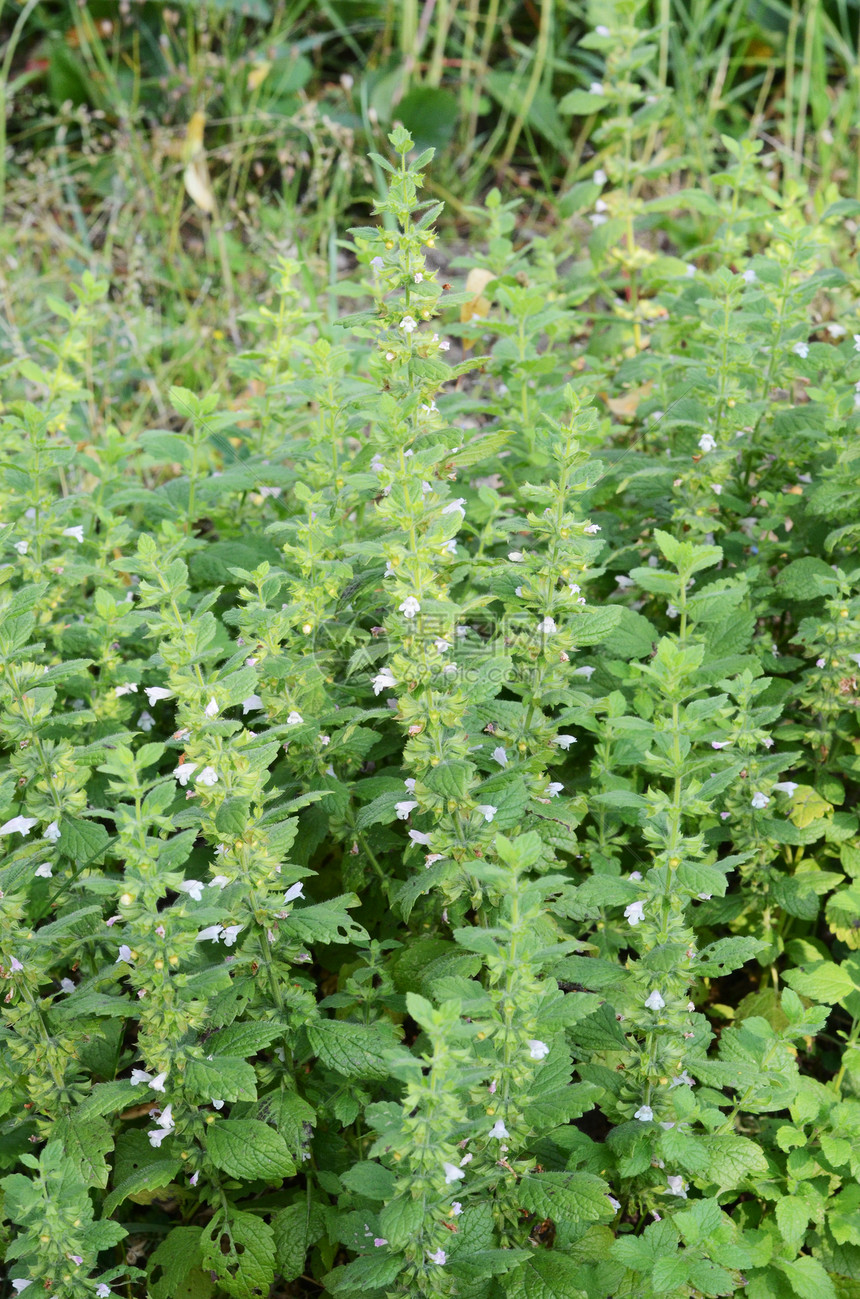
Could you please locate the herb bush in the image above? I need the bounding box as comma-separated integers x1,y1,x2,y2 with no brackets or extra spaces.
3,26,860,1299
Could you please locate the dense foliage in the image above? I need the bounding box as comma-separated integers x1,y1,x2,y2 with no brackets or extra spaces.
4,5,860,1299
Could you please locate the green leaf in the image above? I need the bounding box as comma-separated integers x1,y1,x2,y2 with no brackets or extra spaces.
103,1158,181,1214
57,818,110,864
148,1226,212,1299
185,1056,258,1103
201,1209,276,1299
53,1114,113,1189
206,1120,295,1180
272,1202,324,1282
518,1171,613,1227
774,1255,838,1299
307,1019,400,1079
782,961,858,1004
340,1161,397,1200
508,1252,589,1299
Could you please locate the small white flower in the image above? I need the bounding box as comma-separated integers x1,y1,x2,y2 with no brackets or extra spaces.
711,483,722,495
751,791,769,809
399,316,417,333
711,741,730,749
460,1153,473,1166
14,540,28,555
222,925,243,947
508,551,524,562
370,256,384,270
670,1070,694,1088
476,805,497,823
442,498,466,517
555,734,576,750
428,1249,447,1266
630,871,642,881
615,575,634,589
284,882,304,904
624,900,645,926
395,800,418,820
148,1127,169,1148
450,1201,463,1216
242,695,263,714
399,596,421,618
96,1285,112,1298
489,1119,509,1139
371,454,384,472
527,1040,550,1060
409,830,430,845
698,433,716,453
595,23,610,35
174,762,198,786
204,697,219,718
189,1171,199,1186
594,168,607,185
584,523,601,534
538,616,557,636
150,1072,168,1093
743,268,757,284
196,766,219,787
372,669,397,696
634,1105,654,1122
644,990,665,1011
114,683,138,698
414,271,424,283
209,875,229,889
44,820,61,841
589,81,605,95
443,1162,465,1183
666,1175,688,1198
547,782,563,798
441,539,457,556
35,862,53,878
137,710,154,732
116,945,134,964
404,778,416,792
211,1098,225,1110
853,333,860,353
773,781,798,795
793,342,810,359
11,1283,33,1294
287,710,303,725
573,665,595,680
60,978,75,993
491,746,508,767
196,924,223,943
62,526,84,544
180,879,205,901
130,1068,152,1086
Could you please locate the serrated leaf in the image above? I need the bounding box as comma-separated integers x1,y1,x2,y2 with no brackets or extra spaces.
206,1119,295,1180
103,1158,181,1214
307,1019,400,1079
185,1056,257,1103
272,1202,325,1282
201,1209,276,1299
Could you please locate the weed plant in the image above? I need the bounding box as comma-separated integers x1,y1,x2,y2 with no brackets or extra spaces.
3,6,860,1299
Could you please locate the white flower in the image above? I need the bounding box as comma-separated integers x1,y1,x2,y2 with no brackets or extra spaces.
773,781,798,795
476,805,497,823
399,315,417,333
209,875,229,889
35,863,53,878
634,1105,654,1122
555,734,576,750
711,741,730,749
370,256,384,269
242,695,263,714
399,596,421,618
615,575,634,589
460,1153,473,1166
594,168,607,185
284,882,304,904
670,1070,694,1088
180,879,205,901
211,1098,225,1110
584,523,601,534
409,830,430,845
174,762,198,786
148,1127,170,1148
443,1162,465,1183
222,925,243,947
372,669,396,696
442,498,466,517
433,639,450,653
14,540,28,555
491,746,508,767
189,1171,199,1186
644,990,665,1011
404,778,416,792
489,1119,509,1139
624,900,645,926
698,433,716,452
441,539,457,556
11,1282,32,1294
853,333,860,353
114,683,138,698
595,23,610,35
196,924,223,943
508,551,524,561
711,483,722,495
137,710,154,732
428,1249,446,1266
153,1104,173,1130
9,956,23,972
538,616,557,635
666,1175,688,1198
395,800,418,820
547,782,563,798
573,665,595,680
527,1040,550,1060
204,697,219,718
743,268,756,284
196,766,219,786
116,945,134,964
630,871,642,881
451,1201,463,1216
286,710,303,725
62,526,84,544
150,1072,168,1092
60,978,75,993
751,791,769,809
793,342,809,359
130,1069,153,1086
96,1286,112,1298
589,81,605,94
